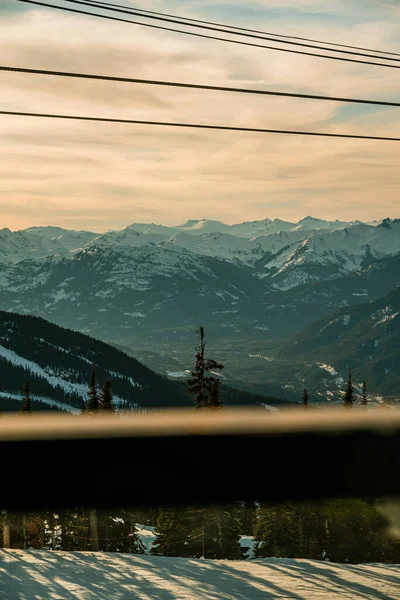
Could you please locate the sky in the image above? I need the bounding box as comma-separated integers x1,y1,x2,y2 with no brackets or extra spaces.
1,0,400,231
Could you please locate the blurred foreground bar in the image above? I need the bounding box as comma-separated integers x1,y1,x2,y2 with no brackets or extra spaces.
1,408,399,508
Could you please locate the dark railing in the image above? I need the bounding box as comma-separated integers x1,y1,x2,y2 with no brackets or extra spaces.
2,408,400,509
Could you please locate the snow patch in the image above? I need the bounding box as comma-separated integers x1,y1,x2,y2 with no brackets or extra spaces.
249,354,275,362
0,391,79,413
167,370,190,378
319,363,338,376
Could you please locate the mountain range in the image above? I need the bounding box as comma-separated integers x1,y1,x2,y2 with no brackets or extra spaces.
0,216,398,403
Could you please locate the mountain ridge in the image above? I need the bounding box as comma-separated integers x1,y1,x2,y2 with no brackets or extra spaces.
0,310,286,412
0,216,399,400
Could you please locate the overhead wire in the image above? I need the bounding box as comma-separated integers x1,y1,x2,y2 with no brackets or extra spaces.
84,0,400,58
17,0,400,70
1,110,399,141
58,0,400,64
2,65,399,108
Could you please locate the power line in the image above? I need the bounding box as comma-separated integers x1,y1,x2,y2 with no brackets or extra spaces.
18,0,400,70
60,0,400,64
2,65,400,108
1,110,399,141
39,0,400,65
86,0,400,58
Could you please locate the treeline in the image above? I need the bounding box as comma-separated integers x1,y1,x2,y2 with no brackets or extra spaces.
1,500,399,564
254,499,400,564
15,370,122,415
151,500,400,563
0,508,146,553
302,370,371,408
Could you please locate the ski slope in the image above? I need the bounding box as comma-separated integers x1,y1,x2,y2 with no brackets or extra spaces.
0,550,398,599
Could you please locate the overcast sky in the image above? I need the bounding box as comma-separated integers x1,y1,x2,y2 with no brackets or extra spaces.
1,0,400,231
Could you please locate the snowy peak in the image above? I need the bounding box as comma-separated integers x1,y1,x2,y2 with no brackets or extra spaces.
0,217,398,293
125,223,177,236
293,216,354,231
176,219,233,235
258,220,400,290
379,217,400,229
0,227,97,264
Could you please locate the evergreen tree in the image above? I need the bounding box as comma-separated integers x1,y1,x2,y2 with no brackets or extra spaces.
186,506,245,560
87,367,100,412
187,326,224,409
20,380,32,413
361,381,368,407
322,499,390,563
235,501,257,536
100,380,115,412
187,326,207,409
152,506,244,560
207,377,222,408
98,509,144,553
302,389,309,408
255,501,326,560
151,508,193,557
254,503,301,559
80,399,87,414
343,369,354,408
203,506,245,559
254,499,392,563
56,509,88,551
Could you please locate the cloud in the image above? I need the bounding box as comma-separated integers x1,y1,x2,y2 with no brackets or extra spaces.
1,1,400,230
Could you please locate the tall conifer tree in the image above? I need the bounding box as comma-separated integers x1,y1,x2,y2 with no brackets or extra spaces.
302,389,309,408
187,326,207,409
100,380,115,412
20,380,32,413
187,326,223,409
361,381,368,407
343,369,354,408
87,367,100,412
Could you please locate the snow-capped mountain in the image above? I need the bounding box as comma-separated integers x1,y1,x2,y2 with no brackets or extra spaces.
0,216,388,274
120,216,355,239
258,219,400,290
0,226,96,264
0,217,398,339
0,242,264,341
278,286,400,398
0,216,399,400
125,218,294,238
291,216,356,231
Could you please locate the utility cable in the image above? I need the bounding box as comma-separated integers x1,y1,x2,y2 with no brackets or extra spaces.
59,0,400,64
2,65,399,108
1,110,399,141
17,0,400,70
85,0,400,58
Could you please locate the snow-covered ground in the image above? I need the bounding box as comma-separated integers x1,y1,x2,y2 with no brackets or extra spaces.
0,550,398,599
